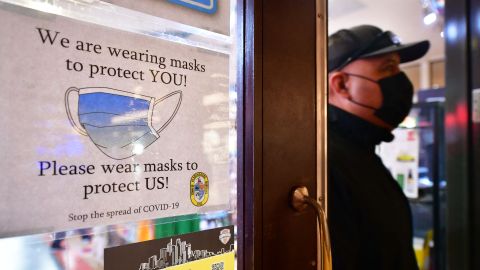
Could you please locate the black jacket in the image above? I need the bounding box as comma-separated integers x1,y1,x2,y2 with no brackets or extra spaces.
328,105,419,270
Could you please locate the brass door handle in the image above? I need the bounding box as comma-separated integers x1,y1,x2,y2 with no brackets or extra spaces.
291,186,332,270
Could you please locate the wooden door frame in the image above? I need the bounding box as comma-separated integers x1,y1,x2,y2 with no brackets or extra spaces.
240,0,324,269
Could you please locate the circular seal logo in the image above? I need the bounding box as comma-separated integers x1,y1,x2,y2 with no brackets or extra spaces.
190,172,209,207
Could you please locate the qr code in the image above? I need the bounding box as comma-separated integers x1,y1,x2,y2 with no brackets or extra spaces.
212,262,224,270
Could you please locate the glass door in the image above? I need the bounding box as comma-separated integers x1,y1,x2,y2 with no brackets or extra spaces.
0,0,242,269
0,1,331,269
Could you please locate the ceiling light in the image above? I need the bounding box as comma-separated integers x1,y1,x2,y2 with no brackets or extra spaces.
423,12,437,25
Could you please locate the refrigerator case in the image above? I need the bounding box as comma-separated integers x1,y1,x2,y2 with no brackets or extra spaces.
377,102,446,270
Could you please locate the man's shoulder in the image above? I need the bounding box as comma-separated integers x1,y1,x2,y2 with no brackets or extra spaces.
328,129,385,185
328,130,364,160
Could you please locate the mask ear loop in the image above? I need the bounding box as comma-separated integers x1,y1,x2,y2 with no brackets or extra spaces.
342,72,380,111
347,96,378,110
343,72,378,111
65,87,88,136
152,90,183,134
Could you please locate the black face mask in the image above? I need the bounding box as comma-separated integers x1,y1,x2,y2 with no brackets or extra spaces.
344,72,414,127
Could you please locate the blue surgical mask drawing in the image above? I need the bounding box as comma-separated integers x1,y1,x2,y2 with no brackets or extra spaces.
65,87,182,160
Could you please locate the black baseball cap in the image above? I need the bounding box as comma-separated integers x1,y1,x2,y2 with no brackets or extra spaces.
328,25,430,72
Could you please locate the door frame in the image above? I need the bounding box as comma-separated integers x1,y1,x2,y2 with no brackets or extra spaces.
239,0,328,269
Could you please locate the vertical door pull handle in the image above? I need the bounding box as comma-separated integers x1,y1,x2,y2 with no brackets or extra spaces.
291,186,332,270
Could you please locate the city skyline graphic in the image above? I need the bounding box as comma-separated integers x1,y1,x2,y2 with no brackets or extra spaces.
138,237,234,270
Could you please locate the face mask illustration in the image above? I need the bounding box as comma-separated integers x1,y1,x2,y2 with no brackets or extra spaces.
65,87,182,160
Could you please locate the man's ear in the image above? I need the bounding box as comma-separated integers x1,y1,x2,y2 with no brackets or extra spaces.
329,71,350,98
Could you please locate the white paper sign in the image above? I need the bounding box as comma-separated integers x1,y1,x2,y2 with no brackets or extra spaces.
0,5,232,237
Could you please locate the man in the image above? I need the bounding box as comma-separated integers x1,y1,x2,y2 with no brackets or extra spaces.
327,25,430,269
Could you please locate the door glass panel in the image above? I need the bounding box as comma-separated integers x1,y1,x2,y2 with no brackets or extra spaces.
0,0,240,269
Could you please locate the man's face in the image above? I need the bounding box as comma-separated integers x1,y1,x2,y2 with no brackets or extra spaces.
342,52,401,111
328,52,402,129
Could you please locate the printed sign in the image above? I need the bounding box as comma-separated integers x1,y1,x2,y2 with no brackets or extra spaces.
105,226,235,270
105,0,230,35
0,4,232,237
378,129,420,198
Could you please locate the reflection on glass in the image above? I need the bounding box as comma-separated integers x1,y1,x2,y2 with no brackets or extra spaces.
1,0,232,54
0,213,235,270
